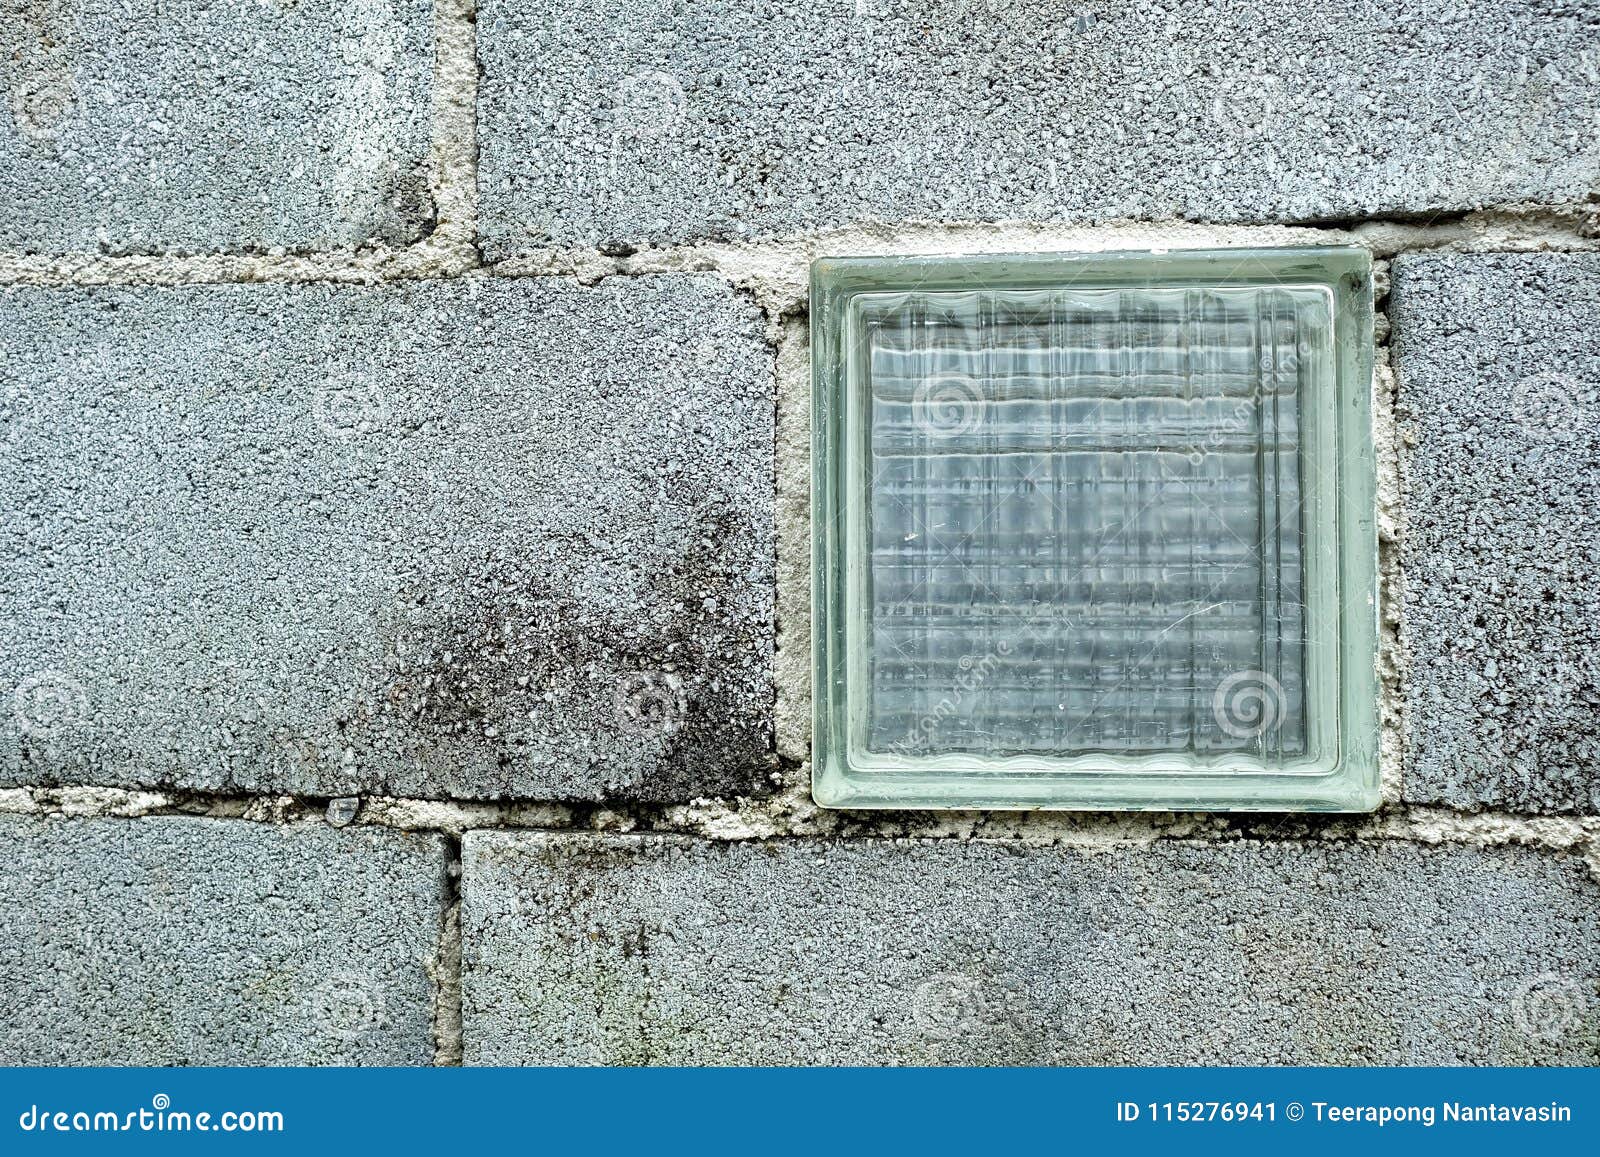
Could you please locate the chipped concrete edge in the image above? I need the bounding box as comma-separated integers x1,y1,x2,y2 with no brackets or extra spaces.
0,0,481,289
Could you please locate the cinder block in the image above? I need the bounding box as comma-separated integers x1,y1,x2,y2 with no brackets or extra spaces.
476,0,1600,254
0,276,775,801
0,815,448,1064
1393,253,1600,813
460,833,1600,1064
1,0,435,254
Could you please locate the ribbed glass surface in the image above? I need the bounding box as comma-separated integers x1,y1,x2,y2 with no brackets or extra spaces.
859,287,1316,762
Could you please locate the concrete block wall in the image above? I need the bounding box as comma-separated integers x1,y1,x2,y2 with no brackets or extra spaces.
1,1,1597,1065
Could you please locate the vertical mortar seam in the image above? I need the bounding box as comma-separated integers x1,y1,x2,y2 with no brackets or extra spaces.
1370,258,1406,808
426,0,480,264
429,833,465,1066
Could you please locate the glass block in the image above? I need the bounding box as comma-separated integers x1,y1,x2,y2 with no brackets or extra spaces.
811,248,1378,811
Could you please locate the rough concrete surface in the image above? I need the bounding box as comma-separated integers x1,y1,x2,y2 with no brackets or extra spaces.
0,0,436,255
1393,253,1600,813
460,833,1600,1065
0,276,775,801
0,815,448,1064
476,0,1600,255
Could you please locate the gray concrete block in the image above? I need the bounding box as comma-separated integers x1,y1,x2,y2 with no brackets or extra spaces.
460,833,1600,1065
0,815,448,1064
476,0,1600,255
1,0,435,254
1392,253,1600,813
0,276,775,801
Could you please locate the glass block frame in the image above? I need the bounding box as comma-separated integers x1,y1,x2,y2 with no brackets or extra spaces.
811,247,1379,812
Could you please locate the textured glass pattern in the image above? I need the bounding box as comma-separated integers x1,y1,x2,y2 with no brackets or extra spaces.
862,288,1311,762
812,248,1379,812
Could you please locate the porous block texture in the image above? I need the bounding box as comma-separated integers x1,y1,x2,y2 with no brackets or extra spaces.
460,834,1600,1065
0,0,435,254
0,816,448,1064
1392,253,1600,812
0,276,775,801
476,0,1600,254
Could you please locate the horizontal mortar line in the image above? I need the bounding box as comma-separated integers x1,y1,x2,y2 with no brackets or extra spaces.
0,207,1594,292
0,241,486,290
2,785,1596,850
491,208,1600,275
